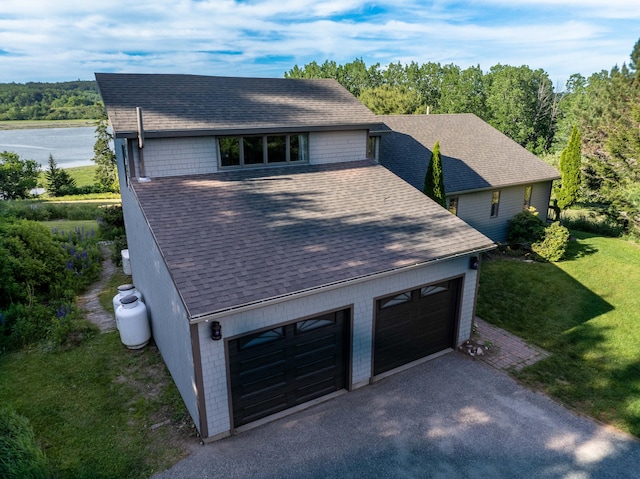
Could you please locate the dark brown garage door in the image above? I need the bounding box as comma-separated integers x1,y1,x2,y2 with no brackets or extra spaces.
228,309,349,427
374,278,461,375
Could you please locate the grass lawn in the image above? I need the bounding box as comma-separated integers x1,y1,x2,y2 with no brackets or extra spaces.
42,219,99,235
0,333,193,479
0,119,97,130
477,231,640,436
38,165,97,188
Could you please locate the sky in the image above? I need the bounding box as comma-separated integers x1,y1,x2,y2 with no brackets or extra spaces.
1,0,639,87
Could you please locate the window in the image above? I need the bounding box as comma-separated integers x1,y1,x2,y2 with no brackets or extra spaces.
448,196,459,216
218,133,309,168
523,185,532,209
490,191,500,218
367,135,380,161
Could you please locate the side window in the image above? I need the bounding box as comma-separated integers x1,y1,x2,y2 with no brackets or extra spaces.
367,135,380,161
490,191,500,218
523,185,532,209
448,196,458,216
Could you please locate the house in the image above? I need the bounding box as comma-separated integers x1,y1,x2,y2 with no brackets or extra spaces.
377,114,560,242
96,73,495,441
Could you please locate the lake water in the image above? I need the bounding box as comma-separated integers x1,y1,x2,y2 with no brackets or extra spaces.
0,127,96,168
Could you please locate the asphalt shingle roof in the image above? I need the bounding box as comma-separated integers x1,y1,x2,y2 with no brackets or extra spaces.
132,161,494,318
95,73,381,137
379,114,560,194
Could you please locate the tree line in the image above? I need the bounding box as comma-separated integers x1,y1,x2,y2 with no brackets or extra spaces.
0,80,102,120
286,38,640,233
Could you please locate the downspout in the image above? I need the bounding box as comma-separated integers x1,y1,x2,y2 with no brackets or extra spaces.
136,107,146,177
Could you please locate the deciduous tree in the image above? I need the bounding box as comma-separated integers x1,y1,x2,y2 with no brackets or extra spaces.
0,151,40,200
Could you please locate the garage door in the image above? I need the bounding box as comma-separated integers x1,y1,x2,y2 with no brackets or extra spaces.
374,278,461,375
228,309,349,427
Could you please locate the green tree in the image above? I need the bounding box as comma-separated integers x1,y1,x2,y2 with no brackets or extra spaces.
423,141,446,207
358,85,424,114
44,154,76,197
92,116,119,192
0,151,40,200
485,65,557,154
556,125,581,210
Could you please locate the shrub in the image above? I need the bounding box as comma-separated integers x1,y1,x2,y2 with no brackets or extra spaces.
562,213,624,237
0,407,50,479
532,222,570,262
507,207,546,245
97,205,125,241
0,219,102,351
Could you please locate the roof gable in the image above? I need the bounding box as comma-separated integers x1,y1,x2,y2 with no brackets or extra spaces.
95,73,380,137
379,114,559,194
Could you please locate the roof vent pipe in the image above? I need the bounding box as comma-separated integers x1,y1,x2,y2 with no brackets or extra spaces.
136,107,146,177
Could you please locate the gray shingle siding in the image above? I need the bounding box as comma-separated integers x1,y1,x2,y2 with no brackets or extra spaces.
116,139,200,428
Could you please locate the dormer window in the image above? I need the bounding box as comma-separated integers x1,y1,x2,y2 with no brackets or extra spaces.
218,133,309,168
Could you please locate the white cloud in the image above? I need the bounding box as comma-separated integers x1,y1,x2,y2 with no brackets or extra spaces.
0,0,636,83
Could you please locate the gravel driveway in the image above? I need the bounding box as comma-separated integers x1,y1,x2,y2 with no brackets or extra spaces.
154,353,640,479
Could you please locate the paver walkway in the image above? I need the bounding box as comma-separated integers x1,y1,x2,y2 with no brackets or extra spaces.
472,316,550,371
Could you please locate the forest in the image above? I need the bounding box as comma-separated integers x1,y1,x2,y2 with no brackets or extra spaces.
0,80,102,120
286,38,640,234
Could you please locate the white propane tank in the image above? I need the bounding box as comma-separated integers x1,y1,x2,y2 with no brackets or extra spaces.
112,284,144,329
116,294,151,349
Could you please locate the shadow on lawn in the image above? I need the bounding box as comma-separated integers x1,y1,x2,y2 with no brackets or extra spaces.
563,230,603,261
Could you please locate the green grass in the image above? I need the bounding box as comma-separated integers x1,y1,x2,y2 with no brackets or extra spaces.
0,119,97,130
99,270,132,315
477,231,640,435
43,219,99,234
66,165,98,187
0,333,191,478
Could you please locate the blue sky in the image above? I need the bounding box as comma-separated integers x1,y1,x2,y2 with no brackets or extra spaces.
1,0,639,87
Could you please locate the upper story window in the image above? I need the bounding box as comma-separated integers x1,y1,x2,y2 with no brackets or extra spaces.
448,196,459,216
490,190,500,218
219,133,309,168
523,185,532,209
367,135,380,161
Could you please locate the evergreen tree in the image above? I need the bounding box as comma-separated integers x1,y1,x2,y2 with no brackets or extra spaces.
556,125,581,210
423,141,446,207
44,154,76,197
92,116,118,192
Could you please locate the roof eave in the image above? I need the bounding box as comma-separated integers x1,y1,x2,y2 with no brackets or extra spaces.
446,176,560,196
112,122,384,139
187,242,496,324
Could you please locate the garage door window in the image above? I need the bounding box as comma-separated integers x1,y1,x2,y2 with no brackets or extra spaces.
380,291,412,309
296,315,335,333
420,283,448,297
239,327,284,349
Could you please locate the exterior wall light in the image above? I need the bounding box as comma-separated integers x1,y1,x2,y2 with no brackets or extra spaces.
469,256,479,270
211,321,222,341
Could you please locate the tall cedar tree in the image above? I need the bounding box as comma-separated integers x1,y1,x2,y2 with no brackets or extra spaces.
556,125,581,210
92,117,118,192
44,154,76,196
423,141,446,207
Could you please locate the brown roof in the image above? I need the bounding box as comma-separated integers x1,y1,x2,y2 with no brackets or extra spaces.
379,114,560,194
95,73,381,138
132,161,494,318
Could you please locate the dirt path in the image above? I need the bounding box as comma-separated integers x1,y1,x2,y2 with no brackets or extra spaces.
77,242,118,332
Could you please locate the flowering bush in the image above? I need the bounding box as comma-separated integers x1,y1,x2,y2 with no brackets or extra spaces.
0,219,100,351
